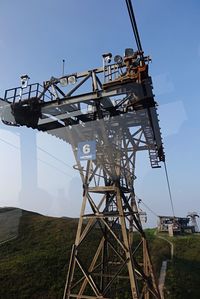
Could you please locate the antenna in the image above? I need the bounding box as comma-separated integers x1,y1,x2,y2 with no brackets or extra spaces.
62,59,65,76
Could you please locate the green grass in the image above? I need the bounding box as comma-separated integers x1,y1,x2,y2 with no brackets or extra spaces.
0,210,199,298
147,232,171,279
0,210,78,299
164,234,200,299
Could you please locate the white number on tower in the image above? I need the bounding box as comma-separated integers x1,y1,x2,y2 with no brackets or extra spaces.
82,144,91,154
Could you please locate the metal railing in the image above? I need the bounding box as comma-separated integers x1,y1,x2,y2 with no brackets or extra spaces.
4,83,54,103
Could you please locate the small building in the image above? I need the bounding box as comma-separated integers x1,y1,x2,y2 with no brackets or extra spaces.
157,215,195,235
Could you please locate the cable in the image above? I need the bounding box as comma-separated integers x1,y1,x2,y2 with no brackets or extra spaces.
0,137,19,149
125,0,139,48
135,195,158,217
125,0,175,219
38,158,71,177
0,137,72,177
136,161,176,219
37,146,72,169
164,161,175,217
125,0,143,53
0,136,71,169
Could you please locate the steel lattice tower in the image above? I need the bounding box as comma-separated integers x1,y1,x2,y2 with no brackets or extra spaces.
1,47,164,298
62,122,161,299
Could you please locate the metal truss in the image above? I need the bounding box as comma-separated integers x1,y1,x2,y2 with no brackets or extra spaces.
1,50,164,298
62,122,161,299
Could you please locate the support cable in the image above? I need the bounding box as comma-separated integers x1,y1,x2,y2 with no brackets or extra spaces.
136,161,175,220
135,195,158,218
125,0,143,53
164,161,175,217
136,161,176,219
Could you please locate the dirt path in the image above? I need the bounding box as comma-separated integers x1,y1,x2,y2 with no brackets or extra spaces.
158,260,168,299
157,234,174,298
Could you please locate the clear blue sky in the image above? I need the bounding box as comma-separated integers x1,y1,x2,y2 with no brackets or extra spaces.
0,0,199,227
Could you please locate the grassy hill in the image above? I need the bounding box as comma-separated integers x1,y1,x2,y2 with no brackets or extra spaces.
0,209,77,299
164,234,200,299
0,209,199,298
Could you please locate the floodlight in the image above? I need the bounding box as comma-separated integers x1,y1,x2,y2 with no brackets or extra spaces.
20,74,30,88
60,77,68,87
124,48,134,57
114,55,123,65
102,52,112,64
68,75,77,85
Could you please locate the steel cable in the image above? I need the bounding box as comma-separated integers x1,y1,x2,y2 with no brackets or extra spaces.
135,195,158,218
125,0,143,52
164,161,175,217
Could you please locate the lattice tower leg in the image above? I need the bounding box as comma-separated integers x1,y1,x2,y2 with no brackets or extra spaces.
63,125,161,299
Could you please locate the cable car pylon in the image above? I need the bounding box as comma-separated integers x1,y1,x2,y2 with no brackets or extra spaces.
0,1,164,297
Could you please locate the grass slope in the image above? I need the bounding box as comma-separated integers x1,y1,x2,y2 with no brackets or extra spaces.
165,234,200,299
0,210,77,299
1,209,199,298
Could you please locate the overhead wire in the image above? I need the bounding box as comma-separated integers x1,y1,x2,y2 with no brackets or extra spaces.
0,136,72,177
135,195,158,218
37,146,71,169
125,0,143,53
38,158,71,177
136,161,176,219
0,136,19,149
163,161,175,217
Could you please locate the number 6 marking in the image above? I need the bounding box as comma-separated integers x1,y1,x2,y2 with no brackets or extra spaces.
83,144,90,154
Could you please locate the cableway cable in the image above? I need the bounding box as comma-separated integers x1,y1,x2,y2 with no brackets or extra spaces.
136,161,176,219
125,0,143,53
164,161,175,217
125,0,175,219
135,195,158,218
